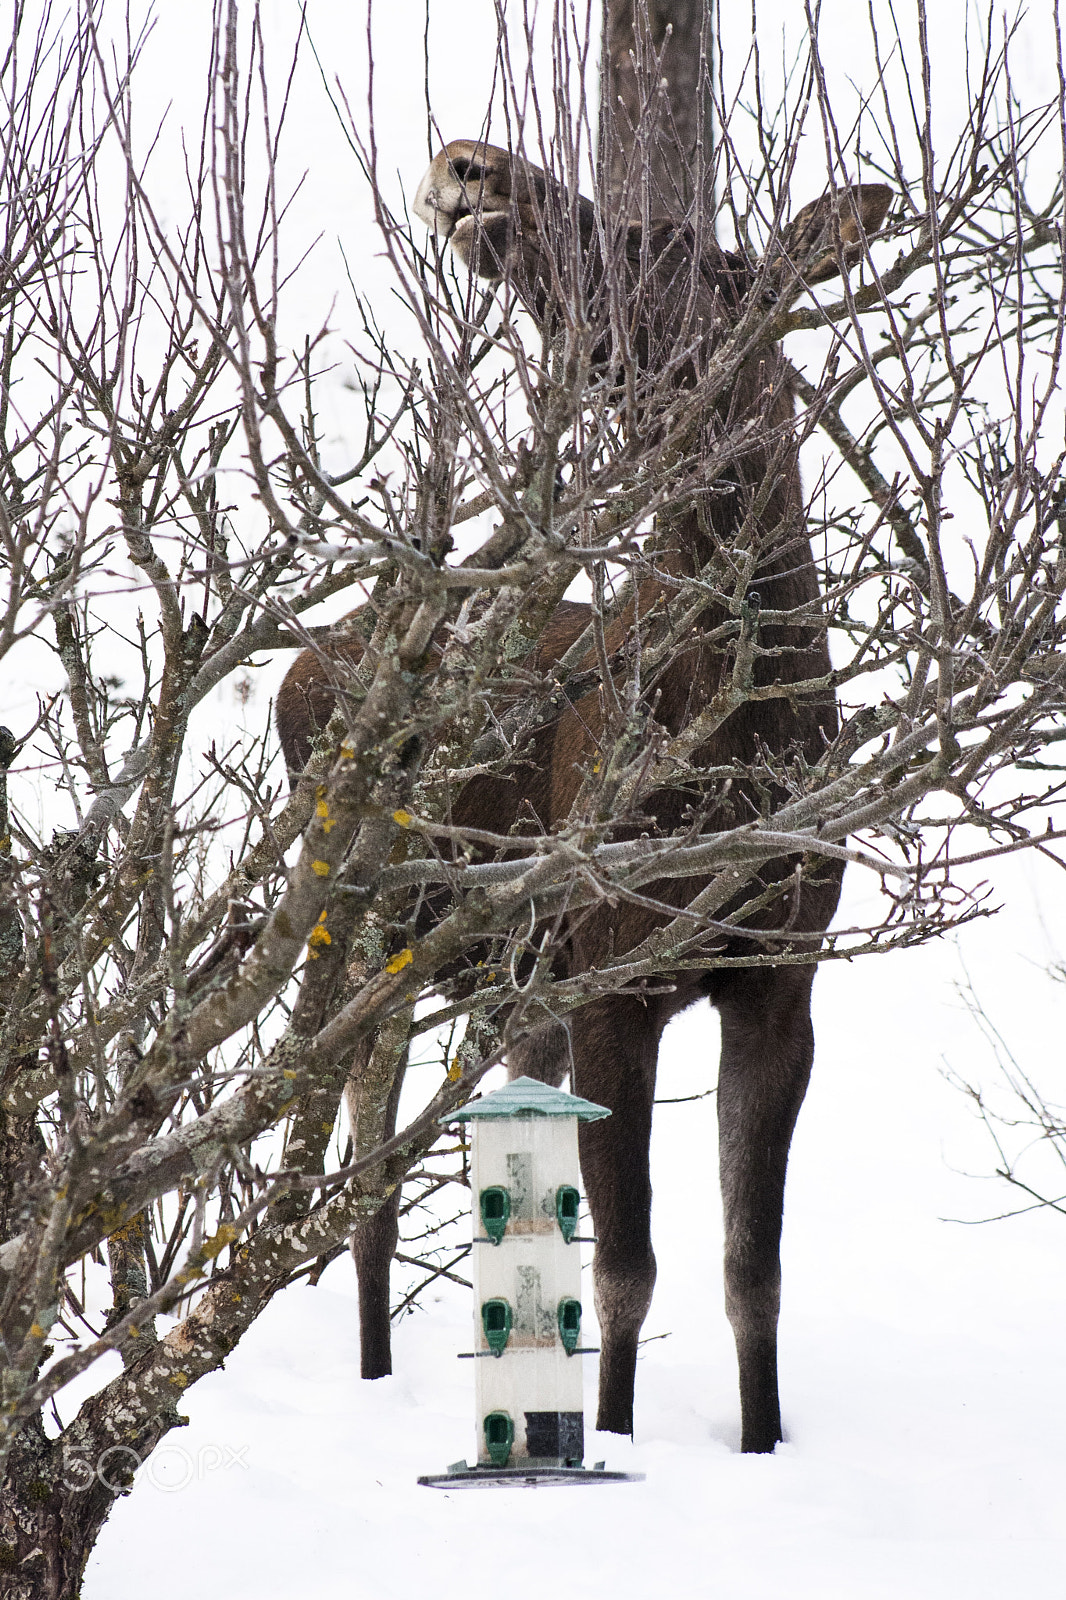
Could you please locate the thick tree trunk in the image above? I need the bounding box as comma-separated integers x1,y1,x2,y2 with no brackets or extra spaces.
0,733,151,1596
601,0,715,218
0,730,44,1252
0,1411,175,1600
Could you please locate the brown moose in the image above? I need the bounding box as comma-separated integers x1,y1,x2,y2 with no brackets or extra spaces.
276,141,890,1452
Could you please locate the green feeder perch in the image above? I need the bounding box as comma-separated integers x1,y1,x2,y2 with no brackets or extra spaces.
479,1185,510,1244
483,1411,514,1467
555,1184,580,1243
558,1297,582,1355
481,1297,512,1356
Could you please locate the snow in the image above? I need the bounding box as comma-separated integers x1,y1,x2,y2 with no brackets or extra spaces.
84,860,1066,1600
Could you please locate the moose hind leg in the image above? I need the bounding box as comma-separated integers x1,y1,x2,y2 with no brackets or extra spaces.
346,1015,409,1380
715,967,816,1453
351,1187,401,1379
569,997,659,1437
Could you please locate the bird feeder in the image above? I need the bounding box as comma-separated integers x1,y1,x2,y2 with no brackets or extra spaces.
419,1076,643,1488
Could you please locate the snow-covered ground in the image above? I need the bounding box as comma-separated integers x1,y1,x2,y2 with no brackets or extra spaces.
84,859,1066,1600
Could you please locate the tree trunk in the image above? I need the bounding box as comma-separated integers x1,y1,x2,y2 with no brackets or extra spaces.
0,1411,174,1600
0,731,46,1251
600,0,715,218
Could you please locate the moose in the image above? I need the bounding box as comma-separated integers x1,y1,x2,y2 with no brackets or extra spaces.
276,141,891,1453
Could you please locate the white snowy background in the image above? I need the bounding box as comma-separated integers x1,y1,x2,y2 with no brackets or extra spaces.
4,1,1064,1595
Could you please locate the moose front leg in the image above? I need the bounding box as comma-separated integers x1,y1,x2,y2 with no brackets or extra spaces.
569,997,660,1437
506,1019,571,1085
714,966,816,1453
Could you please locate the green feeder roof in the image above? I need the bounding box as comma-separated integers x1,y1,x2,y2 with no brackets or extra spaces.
443,1075,611,1124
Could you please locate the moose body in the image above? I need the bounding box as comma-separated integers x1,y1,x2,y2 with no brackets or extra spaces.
277,143,889,1451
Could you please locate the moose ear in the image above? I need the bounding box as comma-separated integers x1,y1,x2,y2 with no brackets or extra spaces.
772,182,892,287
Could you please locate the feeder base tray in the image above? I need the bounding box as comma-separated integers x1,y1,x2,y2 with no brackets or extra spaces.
418,1460,644,1489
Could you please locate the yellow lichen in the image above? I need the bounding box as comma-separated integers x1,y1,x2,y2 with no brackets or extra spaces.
392,809,412,828
385,947,413,974
311,860,330,878
201,1224,237,1261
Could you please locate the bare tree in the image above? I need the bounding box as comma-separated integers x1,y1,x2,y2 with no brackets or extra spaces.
0,0,1063,1590
946,958,1066,1224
